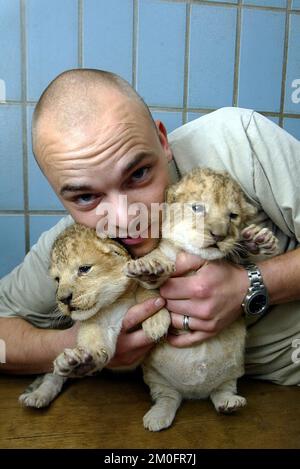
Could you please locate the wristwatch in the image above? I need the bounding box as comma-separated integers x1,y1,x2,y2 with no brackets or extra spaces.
242,264,269,319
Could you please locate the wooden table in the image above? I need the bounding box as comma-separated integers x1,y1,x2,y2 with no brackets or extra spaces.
0,370,299,449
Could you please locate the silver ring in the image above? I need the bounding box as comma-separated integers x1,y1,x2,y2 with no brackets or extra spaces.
183,315,190,331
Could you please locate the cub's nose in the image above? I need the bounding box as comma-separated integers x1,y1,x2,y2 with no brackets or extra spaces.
210,232,226,243
59,293,73,305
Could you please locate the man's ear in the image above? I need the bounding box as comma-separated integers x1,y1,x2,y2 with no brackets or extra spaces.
155,120,173,163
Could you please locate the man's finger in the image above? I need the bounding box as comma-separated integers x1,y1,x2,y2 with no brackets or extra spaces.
160,275,203,300
122,296,165,331
167,330,215,347
170,312,215,333
166,299,199,315
172,251,206,277
107,342,154,369
120,328,155,348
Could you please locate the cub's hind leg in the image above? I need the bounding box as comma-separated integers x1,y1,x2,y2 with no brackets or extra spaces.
142,365,182,432
210,379,246,414
19,373,67,408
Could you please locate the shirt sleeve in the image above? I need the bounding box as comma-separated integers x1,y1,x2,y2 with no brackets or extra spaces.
0,215,74,329
246,111,300,241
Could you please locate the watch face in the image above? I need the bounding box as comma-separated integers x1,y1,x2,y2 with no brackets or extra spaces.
249,292,267,315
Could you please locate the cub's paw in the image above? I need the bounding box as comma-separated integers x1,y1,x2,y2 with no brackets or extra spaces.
142,307,171,342
19,374,66,408
215,395,247,414
143,406,174,432
125,258,175,284
53,346,108,378
19,390,52,408
241,224,279,256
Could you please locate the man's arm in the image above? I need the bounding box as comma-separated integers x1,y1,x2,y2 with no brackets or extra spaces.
0,317,78,374
258,248,300,305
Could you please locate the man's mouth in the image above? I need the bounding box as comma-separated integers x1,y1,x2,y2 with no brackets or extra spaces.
119,236,145,246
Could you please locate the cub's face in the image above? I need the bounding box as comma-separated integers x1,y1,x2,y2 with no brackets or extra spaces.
49,224,131,321
164,168,257,260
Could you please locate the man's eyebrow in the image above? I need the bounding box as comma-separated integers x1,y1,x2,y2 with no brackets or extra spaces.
60,184,94,197
60,153,152,196
123,152,151,173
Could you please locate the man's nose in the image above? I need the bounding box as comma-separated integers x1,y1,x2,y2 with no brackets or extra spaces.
96,194,129,235
114,197,129,232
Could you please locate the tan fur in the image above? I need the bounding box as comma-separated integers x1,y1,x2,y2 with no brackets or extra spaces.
19,169,278,428
164,167,257,260
19,224,171,409
125,167,279,431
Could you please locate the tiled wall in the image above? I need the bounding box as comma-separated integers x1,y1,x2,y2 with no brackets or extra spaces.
0,0,300,277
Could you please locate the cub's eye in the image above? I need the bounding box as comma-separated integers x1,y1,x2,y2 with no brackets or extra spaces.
78,265,92,275
230,213,239,220
192,203,205,214
54,277,60,283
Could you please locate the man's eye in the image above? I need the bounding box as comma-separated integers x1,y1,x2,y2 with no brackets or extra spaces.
76,194,97,205
130,167,150,182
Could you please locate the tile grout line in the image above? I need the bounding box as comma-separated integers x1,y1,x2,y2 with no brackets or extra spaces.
78,0,83,67
279,0,292,128
182,2,191,125
174,0,299,14
0,210,67,215
2,98,300,118
20,0,30,253
233,1,242,107
132,0,138,89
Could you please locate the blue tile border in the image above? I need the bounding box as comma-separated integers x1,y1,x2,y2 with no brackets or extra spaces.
238,8,286,112
0,215,25,278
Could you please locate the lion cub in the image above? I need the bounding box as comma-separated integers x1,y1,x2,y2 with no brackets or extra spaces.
19,224,170,409
125,167,279,431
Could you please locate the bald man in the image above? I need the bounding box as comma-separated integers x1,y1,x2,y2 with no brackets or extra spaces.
1,69,300,386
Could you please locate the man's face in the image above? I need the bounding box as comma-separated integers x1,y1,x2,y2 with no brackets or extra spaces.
37,93,172,257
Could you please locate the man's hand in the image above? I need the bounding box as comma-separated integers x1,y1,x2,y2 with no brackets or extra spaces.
160,252,249,347
107,296,165,368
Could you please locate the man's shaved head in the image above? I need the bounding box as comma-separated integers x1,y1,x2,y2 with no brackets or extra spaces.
32,68,155,159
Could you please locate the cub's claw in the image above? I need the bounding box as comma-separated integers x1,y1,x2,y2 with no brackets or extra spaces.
53,346,108,378
125,258,175,283
241,224,279,256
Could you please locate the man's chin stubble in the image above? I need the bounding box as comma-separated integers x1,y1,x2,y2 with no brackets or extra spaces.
129,238,160,258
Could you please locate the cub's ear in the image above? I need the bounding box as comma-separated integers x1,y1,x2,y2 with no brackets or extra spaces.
165,186,175,204
166,183,182,204
96,239,129,258
242,199,257,222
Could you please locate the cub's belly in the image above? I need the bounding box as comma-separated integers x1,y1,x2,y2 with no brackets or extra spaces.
144,320,246,399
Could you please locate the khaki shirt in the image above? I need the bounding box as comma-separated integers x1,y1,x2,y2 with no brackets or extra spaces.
1,107,300,384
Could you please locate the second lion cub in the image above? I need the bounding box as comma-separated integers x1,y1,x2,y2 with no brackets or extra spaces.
126,167,279,431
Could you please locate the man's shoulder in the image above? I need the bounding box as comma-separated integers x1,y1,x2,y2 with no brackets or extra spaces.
168,107,254,144
30,214,75,257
